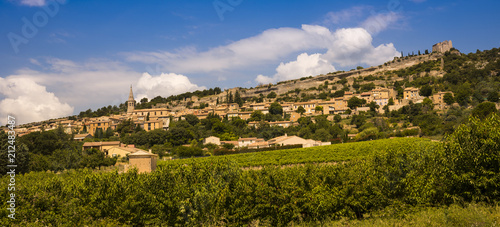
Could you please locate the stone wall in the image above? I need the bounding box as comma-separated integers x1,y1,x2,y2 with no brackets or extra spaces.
432,40,453,53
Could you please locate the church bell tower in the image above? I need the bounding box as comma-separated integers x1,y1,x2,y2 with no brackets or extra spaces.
127,85,136,114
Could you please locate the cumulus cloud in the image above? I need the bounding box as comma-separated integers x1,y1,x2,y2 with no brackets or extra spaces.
126,22,400,79
256,53,336,84
136,72,206,100
1,58,207,124
321,27,399,67
361,12,401,35
256,27,399,83
0,77,73,125
124,24,333,74
2,58,141,121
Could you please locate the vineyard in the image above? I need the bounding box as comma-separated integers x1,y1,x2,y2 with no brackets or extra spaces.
1,114,499,226
161,137,438,167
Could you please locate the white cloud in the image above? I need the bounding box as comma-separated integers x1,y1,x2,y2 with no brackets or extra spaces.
136,72,206,100
323,6,369,25
321,27,399,67
29,58,41,66
361,12,401,35
1,58,207,124
17,0,46,6
3,58,142,117
0,77,73,125
124,24,333,74
256,53,336,84
126,21,400,78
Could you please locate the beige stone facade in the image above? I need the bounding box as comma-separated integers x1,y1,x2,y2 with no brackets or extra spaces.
82,141,121,153
127,150,158,173
432,40,453,53
203,136,221,145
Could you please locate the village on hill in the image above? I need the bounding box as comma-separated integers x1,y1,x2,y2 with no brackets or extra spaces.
3,41,500,173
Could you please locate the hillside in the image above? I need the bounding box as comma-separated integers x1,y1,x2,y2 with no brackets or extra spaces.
2,114,499,226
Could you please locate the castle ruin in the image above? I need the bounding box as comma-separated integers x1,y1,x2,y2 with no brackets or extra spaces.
432,40,453,53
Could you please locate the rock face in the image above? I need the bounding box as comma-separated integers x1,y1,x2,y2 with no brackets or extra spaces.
432,40,453,53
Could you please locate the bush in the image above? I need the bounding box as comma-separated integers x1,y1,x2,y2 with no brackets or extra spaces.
175,146,203,157
443,113,500,202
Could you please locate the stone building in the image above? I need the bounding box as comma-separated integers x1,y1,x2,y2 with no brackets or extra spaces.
432,40,453,53
127,85,136,114
127,150,158,173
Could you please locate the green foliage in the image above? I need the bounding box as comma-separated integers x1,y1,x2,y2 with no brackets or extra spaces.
185,114,200,126
175,146,203,157
267,91,277,99
347,96,366,109
350,114,367,128
334,114,342,123
296,106,306,115
443,114,500,202
250,110,265,121
269,102,283,116
419,85,433,97
471,102,498,119
222,143,235,150
443,92,455,105
487,91,499,102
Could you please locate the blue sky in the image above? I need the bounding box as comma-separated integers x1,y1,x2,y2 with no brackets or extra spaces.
1,0,499,124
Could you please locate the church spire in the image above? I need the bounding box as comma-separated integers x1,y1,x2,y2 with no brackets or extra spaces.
127,85,136,114
128,85,134,101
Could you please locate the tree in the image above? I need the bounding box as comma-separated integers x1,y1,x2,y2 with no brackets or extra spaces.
334,114,342,123
419,85,433,97
487,91,499,102
146,112,150,121
422,97,434,111
472,102,498,119
234,90,244,106
425,49,429,54
443,113,500,202
367,101,379,112
250,110,265,121
356,66,364,70
296,106,306,115
443,93,455,105
185,114,200,126
350,114,366,128
455,83,472,106
315,106,323,113
227,91,233,104
104,127,114,138
94,128,103,139
269,102,283,116
312,128,331,142
347,96,366,109
116,119,135,135
223,143,235,150
388,97,395,106
267,92,277,99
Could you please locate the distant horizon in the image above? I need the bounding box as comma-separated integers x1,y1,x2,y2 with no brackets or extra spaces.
1,0,499,125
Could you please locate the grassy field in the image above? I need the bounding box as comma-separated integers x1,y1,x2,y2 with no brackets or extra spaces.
293,203,500,227
159,137,439,167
